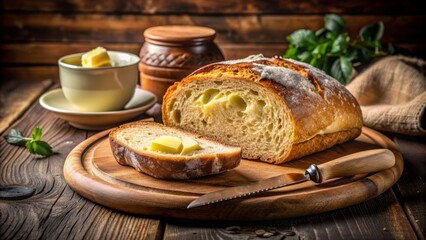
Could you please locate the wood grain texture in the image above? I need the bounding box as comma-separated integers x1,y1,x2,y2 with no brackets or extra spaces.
2,43,425,82
1,0,423,14
0,43,289,64
0,89,162,240
163,189,417,239
0,80,52,134
63,127,403,221
393,167,426,239
2,14,424,44
4,43,424,65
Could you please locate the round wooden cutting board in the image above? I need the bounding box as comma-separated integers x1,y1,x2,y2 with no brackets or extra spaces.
63,127,403,221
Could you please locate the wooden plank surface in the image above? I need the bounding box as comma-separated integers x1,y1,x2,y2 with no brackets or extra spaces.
2,0,423,14
0,80,52,134
393,167,426,239
2,14,424,44
163,189,417,240
0,85,162,240
4,43,425,65
0,43,288,64
2,42,425,82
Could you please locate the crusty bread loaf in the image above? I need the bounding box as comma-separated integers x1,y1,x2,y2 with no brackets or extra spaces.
109,121,242,179
162,55,363,164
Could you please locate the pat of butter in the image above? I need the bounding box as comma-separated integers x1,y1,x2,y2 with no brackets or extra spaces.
181,137,200,155
81,47,112,67
150,136,183,154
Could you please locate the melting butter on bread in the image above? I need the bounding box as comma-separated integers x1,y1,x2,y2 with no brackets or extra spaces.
109,121,242,179
162,55,363,164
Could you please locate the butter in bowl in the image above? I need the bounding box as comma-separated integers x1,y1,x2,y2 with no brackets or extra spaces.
39,47,157,130
58,47,140,112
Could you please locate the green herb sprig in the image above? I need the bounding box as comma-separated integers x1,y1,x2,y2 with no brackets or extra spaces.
283,14,394,84
4,127,53,157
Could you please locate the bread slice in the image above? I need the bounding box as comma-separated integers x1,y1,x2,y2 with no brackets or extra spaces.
109,121,242,179
162,55,363,164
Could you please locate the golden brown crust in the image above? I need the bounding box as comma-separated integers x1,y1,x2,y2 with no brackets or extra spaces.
162,56,363,164
282,128,362,164
109,121,242,179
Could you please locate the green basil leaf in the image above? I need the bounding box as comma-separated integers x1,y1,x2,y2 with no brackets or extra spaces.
283,46,298,58
331,34,349,54
340,56,352,84
25,140,53,157
32,127,42,141
4,129,26,146
297,51,312,62
288,29,317,49
310,58,319,67
315,28,327,37
331,58,344,83
312,42,330,56
324,14,345,33
360,21,384,43
325,31,338,40
347,48,360,61
320,59,333,76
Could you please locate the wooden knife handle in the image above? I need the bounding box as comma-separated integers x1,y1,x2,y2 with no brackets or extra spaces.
306,149,395,183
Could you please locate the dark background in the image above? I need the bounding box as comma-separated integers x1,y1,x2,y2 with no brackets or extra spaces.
1,0,425,83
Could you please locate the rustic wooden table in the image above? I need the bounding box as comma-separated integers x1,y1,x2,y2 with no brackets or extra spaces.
1,80,425,240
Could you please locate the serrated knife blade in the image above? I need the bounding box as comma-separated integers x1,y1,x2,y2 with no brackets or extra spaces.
187,173,307,208
187,149,395,209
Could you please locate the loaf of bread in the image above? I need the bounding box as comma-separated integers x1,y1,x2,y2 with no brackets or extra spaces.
162,55,363,164
109,121,242,179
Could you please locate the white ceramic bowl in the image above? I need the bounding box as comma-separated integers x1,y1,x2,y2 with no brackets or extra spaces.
58,51,140,112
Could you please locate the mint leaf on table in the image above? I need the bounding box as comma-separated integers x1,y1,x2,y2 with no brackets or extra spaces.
25,140,52,157
4,127,53,157
32,127,43,141
4,129,29,146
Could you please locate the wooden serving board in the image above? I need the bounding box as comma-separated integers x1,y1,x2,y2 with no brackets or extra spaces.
64,127,403,221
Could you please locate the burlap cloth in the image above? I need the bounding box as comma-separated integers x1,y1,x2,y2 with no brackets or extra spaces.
346,55,426,136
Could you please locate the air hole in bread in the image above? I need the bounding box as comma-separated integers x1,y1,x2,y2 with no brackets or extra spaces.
257,100,266,108
172,110,181,123
228,94,247,110
249,90,259,96
267,123,273,131
214,80,222,85
185,90,192,98
201,89,220,104
147,132,153,135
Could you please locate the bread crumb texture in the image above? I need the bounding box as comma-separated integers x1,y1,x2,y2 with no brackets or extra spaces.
109,122,241,179
163,55,363,164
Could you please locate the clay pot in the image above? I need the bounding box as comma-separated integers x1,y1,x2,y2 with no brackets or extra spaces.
139,25,224,103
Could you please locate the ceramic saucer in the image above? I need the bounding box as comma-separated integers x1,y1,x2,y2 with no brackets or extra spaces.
39,88,157,130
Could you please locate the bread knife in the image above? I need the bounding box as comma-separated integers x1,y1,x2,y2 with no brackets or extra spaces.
187,149,395,208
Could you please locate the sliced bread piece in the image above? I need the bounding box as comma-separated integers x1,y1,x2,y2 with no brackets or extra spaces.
109,121,242,179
